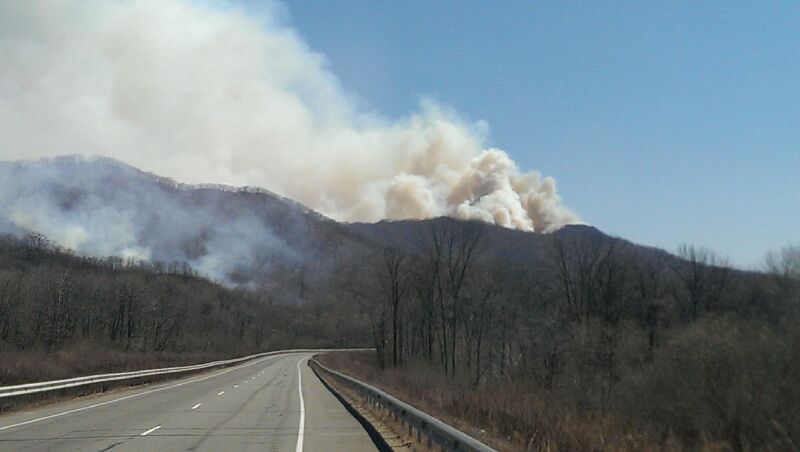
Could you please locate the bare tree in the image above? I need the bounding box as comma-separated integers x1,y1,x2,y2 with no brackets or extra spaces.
674,245,731,321
411,250,439,363
376,247,409,368
0,270,21,341
764,244,800,282
337,250,391,368
463,265,498,384
440,220,485,377
631,251,671,353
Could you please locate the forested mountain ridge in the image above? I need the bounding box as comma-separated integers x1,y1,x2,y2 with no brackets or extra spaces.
1,156,724,286
1,156,682,295
0,156,370,290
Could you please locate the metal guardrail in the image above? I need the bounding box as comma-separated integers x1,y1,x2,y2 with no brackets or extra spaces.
310,359,496,452
0,348,364,399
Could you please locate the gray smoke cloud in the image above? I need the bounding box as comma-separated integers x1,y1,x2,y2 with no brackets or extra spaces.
0,156,303,285
0,0,577,237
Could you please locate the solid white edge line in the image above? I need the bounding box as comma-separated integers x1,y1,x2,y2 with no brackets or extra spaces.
0,354,284,432
140,425,161,436
191,403,202,410
295,358,305,452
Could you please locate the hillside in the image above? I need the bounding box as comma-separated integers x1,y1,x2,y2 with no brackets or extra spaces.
0,156,761,302
0,234,370,389
0,156,371,291
0,157,633,294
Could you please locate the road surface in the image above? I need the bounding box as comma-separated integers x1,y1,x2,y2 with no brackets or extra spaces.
0,352,377,451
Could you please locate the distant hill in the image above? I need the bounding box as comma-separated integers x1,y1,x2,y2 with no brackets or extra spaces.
0,156,368,288
0,155,693,296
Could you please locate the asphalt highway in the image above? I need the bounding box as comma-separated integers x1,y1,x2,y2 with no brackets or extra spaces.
0,352,377,451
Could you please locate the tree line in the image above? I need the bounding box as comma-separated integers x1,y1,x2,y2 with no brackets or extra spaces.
346,219,800,449
0,234,367,385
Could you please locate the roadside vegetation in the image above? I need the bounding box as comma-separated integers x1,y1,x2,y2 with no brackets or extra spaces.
332,220,800,451
0,234,367,387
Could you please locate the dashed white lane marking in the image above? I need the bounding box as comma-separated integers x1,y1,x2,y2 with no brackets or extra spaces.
217,391,225,396
0,354,286,432
295,358,306,452
191,403,202,410
140,425,161,436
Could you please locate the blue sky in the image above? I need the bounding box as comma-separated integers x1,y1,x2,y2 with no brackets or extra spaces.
257,1,798,267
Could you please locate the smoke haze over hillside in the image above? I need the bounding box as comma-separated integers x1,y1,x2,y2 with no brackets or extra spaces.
0,0,577,233
0,157,308,285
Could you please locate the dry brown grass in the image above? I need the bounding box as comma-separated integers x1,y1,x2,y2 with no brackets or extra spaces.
0,342,225,386
0,342,234,414
318,351,693,452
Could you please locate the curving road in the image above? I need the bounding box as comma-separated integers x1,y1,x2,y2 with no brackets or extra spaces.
0,352,377,451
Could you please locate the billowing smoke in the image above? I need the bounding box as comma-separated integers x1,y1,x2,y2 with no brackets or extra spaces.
0,1,577,237
0,156,302,285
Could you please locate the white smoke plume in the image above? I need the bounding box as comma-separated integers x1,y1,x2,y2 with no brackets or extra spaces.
0,0,577,233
